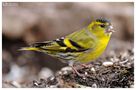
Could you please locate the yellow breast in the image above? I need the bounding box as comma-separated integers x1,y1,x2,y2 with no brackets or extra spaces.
78,36,110,63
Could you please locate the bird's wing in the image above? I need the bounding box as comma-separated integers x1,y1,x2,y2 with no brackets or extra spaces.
66,28,97,49
31,28,97,52
31,37,90,52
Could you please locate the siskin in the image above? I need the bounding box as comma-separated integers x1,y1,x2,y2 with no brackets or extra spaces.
20,18,114,70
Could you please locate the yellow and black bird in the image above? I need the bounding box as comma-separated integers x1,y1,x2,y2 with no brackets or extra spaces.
20,18,114,75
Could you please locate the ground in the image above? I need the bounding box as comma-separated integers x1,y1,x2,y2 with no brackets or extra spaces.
29,49,134,88
3,48,134,88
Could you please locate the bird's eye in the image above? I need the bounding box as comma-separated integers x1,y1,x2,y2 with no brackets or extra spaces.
100,24,105,28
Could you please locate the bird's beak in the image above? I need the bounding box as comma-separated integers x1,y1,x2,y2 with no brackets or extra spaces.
105,25,115,33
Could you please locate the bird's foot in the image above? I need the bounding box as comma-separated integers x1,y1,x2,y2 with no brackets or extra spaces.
71,66,87,78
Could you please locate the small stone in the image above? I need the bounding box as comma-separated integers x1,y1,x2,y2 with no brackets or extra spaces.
11,81,21,88
83,77,86,80
119,59,128,64
103,62,113,67
33,81,38,86
57,71,62,75
110,57,119,62
61,66,72,75
92,83,97,88
62,70,69,75
49,85,57,88
50,76,55,81
130,85,134,88
61,66,72,71
121,52,128,59
91,67,95,72
85,72,88,75
38,68,53,79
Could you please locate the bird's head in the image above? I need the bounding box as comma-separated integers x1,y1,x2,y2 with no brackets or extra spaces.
88,18,114,37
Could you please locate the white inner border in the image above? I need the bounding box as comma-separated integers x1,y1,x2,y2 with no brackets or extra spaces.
1,0,135,89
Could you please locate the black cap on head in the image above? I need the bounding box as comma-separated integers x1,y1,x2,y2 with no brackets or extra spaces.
96,18,110,23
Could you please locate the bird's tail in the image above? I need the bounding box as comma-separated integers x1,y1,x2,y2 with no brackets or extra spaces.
19,42,51,52
19,47,40,51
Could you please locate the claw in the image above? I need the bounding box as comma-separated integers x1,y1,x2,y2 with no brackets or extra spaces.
71,66,86,78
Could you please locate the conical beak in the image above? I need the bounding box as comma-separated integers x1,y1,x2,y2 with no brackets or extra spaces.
106,25,115,33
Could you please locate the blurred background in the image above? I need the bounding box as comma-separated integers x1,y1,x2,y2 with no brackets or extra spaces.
2,2,134,87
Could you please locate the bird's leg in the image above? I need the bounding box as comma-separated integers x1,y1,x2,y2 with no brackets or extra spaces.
80,63,92,68
80,64,88,68
70,65,84,77
68,61,85,77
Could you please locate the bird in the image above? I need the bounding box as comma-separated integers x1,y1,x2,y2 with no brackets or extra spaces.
20,18,114,76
